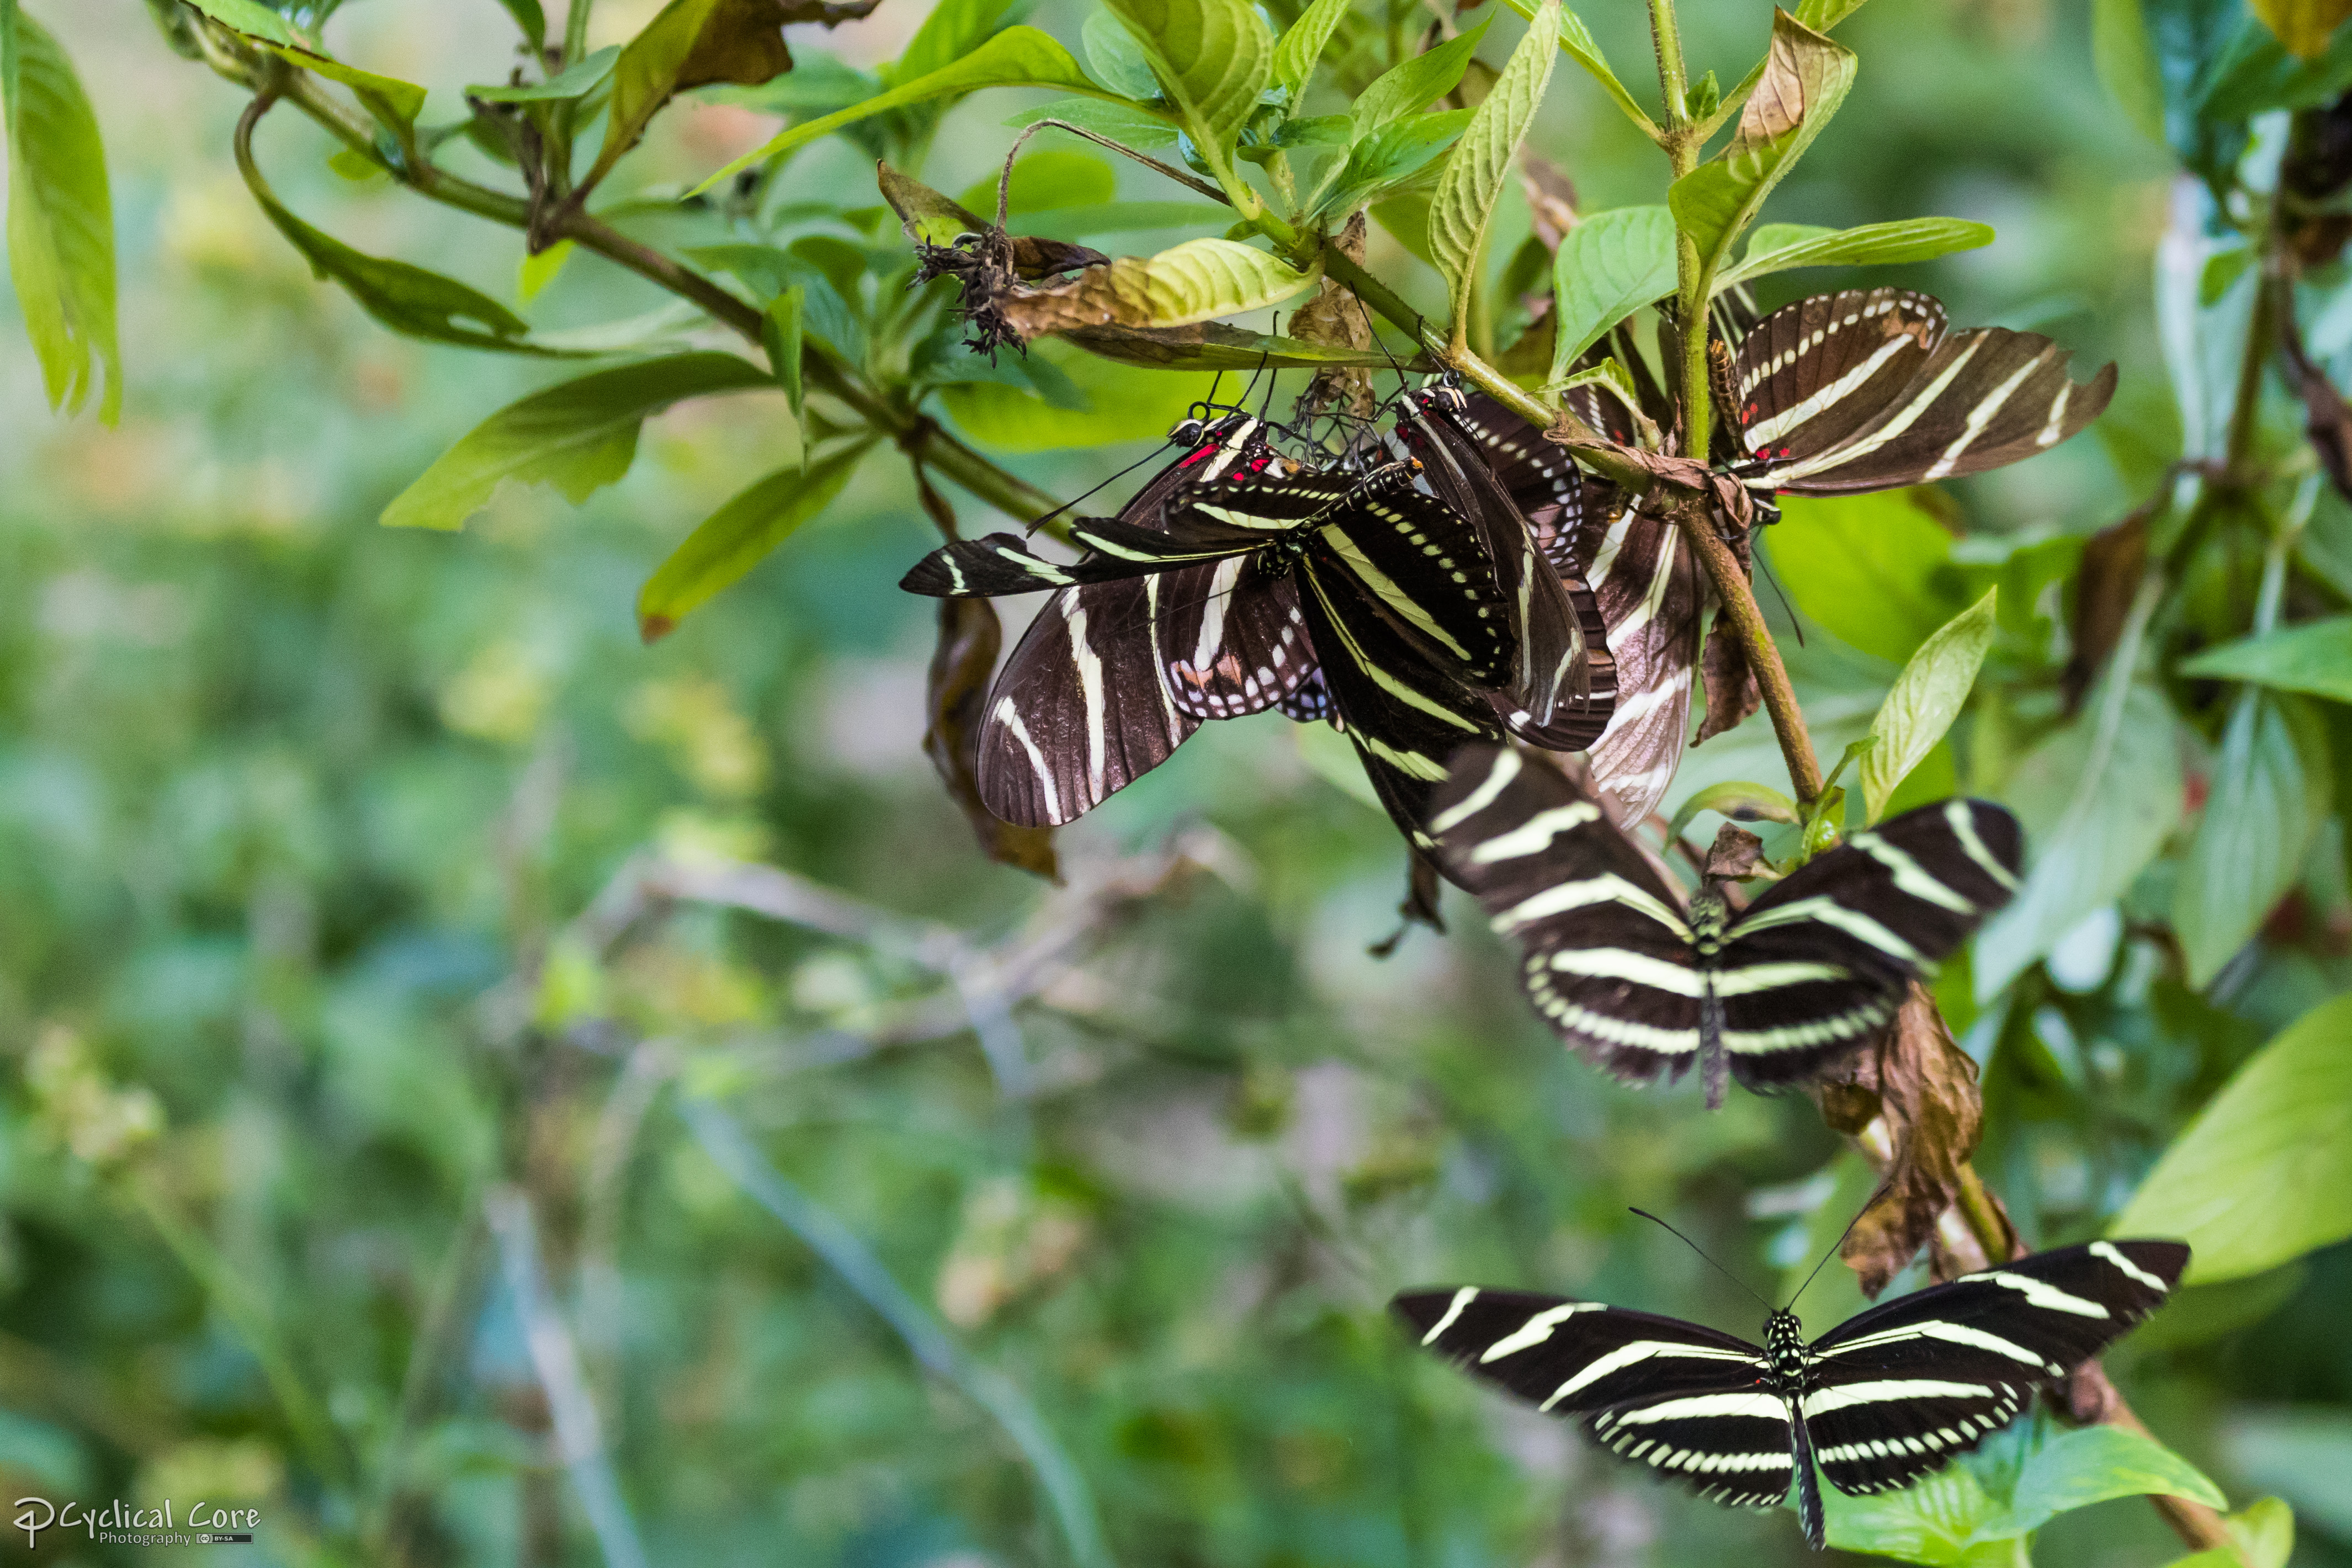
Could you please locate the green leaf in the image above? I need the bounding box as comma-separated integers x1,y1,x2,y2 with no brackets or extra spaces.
1005,96,1181,147
2172,692,2332,986
1667,779,1801,842
2181,614,2352,700
596,0,800,186
2,6,120,422
1099,0,1273,176
1713,216,1997,290
1667,10,1856,277
636,444,870,641
894,0,1026,82
1062,320,1420,369
178,0,296,46
939,343,1217,450
2249,0,2352,59
2110,991,2352,1282
1986,1425,2227,1534
692,29,1107,194
2199,244,2254,305
242,167,552,354
1271,0,1355,100
1974,676,2184,998
1081,9,1162,100
1430,0,1558,343
2093,0,2168,140
517,239,574,302
1544,204,1677,382
261,42,428,130
496,0,548,50
1490,0,1653,133
1861,589,1996,823
2157,1496,2294,1568
1767,492,1965,663
999,238,1319,335
468,45,620,103
1823,1413,2224,1565
1793,0,1875,30
381,353,773,530
1310,108,1473,221
958,151,1117,216
763,286,806,434
1353,17,1492,135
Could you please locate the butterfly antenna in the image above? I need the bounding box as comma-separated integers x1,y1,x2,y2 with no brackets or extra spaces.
1785,1179,1899,1312
1753,546,1806,647
1022,442,1181,536
1629,1208,1772,1312
1205,369,1224,412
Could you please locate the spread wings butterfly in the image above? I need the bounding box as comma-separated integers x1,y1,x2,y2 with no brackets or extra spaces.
1430,745,2024,1105
1395,1238,2188,1550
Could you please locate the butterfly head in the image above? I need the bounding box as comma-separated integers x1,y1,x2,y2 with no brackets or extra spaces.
1763,1309,1807,1380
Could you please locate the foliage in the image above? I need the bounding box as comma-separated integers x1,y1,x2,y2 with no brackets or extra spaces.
2,0,2352,1564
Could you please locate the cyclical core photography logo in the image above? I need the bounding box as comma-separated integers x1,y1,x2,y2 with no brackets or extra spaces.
13,1496,260,1549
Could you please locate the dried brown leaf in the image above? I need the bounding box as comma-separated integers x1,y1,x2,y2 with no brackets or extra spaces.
1704,823,1765,882
1817,983,1991,1297
2282,304,2352,504
925,599,1060,880
1292,215,1378,419
2061,501,2153,714
680,0,880,91
1696,607,1760,743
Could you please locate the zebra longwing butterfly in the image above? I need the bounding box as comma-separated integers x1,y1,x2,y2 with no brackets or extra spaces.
1394,1238,2188,1550
900,413,1313,827
1723,287,2117,498
1430,745,2024,1105
1437,387,1705,830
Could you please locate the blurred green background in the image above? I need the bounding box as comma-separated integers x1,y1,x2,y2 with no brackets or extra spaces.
1,1,2347,1565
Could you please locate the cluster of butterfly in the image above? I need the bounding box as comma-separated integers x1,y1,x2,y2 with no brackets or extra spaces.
903,285,2158,1548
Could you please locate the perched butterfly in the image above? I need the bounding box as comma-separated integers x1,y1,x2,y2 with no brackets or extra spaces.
898,412,1312,827
1429,745,2024,1106
1395,1235,2188,1550
1722,288,2117,501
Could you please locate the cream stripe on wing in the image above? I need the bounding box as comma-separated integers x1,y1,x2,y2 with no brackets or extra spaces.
1801,1379,1993,1416
1420,1287,1478,1346
1431,749,1521,834
1536,1341,1754,1410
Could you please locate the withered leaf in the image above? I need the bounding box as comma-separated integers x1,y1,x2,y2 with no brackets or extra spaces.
925,598,1060,880
2061,501,2152,714
1291,215,1378,419
1815,983,1997,1297
2282,304,2352,506
1065,321,1414,370
881,163,1108,285
1703,822,1765,882
1696,608,1760,743
678,0,881,90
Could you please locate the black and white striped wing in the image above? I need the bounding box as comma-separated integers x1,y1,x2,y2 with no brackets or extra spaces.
1762,326,2119,495
1729,288,1948,468
1157,559,1323,719
1430,745,1708,1086
1489,569,1617,753
1567,504,1703,828
1802,1241,2188,1496
1713,799,2024,1089
1394,1289,1793,1509
1313,464,1517,689
1403,394,1609,733
975,573,1201,826
1296,557,1503,851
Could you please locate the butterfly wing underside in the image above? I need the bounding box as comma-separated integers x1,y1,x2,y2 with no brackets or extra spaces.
1393,1288,1793,1509
1800,1241,2189,1496
1430,745,1708,1085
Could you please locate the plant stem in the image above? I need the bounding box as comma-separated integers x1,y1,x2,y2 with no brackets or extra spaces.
1645,0,1691,127
564,0,594,66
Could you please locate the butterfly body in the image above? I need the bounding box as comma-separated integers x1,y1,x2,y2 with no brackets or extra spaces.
1396,1240,2188,1550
